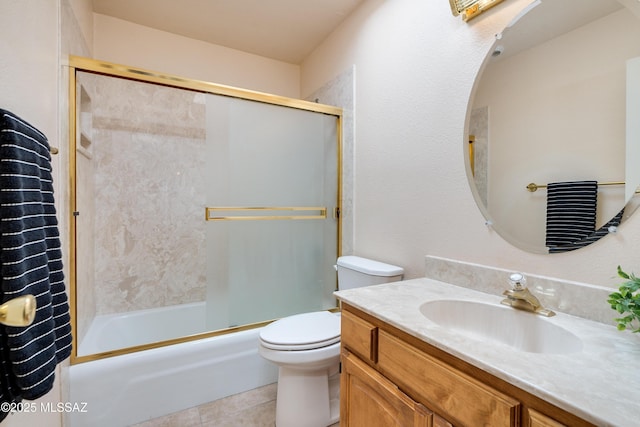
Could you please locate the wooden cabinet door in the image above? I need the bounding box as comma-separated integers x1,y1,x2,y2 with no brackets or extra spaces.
341,349,433,427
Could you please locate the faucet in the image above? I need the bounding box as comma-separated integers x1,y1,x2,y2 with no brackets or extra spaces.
501,273,555,317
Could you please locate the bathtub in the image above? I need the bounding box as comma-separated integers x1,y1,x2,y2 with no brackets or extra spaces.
69,304,279,427
77,302,208,355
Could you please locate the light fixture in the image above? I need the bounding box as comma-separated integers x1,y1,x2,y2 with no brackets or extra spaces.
449,0,507,22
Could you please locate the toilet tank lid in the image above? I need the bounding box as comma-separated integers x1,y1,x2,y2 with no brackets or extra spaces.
337,256,404,277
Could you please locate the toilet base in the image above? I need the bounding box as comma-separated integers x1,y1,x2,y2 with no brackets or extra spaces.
275,363,340,427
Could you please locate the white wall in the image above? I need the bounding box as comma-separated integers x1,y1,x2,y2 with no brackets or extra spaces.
0,0,59,137
93,14,301,99
301,0,640,287
0,1,65,426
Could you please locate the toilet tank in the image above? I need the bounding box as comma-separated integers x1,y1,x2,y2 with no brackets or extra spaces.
336,256,404,290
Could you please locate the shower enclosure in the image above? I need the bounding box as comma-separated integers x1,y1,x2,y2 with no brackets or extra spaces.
69,57,342,363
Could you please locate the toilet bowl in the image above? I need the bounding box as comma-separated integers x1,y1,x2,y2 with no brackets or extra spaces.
258,256,403,427
259,311,341,427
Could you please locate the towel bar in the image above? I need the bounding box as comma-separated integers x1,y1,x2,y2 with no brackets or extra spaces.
527,181,625,192
205,206,327,221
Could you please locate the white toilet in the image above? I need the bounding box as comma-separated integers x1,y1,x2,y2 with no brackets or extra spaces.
258,256,404,427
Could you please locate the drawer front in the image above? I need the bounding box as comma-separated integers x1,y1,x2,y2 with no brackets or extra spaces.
377,330,520,427
528,409,566,427
341,310,379,363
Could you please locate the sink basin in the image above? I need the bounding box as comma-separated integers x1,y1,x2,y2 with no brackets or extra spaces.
419,300,582,354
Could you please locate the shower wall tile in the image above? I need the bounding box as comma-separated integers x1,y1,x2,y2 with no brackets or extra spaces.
306,65,355,256
74,75,97,344
469,106,488,207
84,74,207,315
74,153,96,342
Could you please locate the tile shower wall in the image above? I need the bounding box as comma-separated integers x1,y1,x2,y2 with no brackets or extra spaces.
79,73,207,317
75,115,96,342
306,65,355,255
469,106,488,208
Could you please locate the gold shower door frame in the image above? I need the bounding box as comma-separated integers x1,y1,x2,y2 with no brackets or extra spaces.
68,56,343,364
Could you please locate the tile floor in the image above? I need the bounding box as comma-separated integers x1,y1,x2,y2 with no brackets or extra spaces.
130,383,340,427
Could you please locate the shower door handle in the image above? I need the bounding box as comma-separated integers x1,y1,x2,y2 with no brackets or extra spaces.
0,295,36,327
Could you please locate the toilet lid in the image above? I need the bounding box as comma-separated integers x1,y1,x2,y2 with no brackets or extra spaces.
259,311,340,351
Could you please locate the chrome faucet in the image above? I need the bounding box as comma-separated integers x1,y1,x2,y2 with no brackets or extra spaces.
501,273,555,317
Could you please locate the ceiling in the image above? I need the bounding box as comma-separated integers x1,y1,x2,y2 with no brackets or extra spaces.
92,0,366,64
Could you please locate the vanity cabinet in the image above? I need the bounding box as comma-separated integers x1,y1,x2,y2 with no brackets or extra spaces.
340,305,595,427
341,349,432,426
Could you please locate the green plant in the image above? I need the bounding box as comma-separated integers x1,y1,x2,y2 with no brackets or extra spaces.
608,266,640,333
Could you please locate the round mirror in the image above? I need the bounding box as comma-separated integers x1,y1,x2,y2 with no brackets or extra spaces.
467,0,640,254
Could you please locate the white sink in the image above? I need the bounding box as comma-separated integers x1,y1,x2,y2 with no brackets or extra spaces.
419,300,582,354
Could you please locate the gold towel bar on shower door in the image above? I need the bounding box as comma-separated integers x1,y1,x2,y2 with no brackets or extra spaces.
205,206,328,221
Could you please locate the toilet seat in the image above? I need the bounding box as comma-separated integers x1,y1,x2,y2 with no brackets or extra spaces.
259,311,340,351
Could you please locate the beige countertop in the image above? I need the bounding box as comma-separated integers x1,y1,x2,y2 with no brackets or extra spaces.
335,278,640,427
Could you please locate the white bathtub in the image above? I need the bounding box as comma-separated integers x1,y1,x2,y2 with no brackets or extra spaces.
69,304,278,426
78,302,208,356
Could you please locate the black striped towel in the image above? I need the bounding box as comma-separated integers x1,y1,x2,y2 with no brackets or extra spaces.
548,207,624,253
545,180,598,251
0,109,72,415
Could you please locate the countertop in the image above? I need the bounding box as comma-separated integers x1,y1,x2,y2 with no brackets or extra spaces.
334,278,640,427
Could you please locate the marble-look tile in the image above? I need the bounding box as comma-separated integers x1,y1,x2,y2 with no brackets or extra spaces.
77,72,208,316
84,71,206,139
306,66,355,256
198,383,277,424
128,382,340,427
130,384,281,427
469,106,488,207
201,400,276,427
130,406,201,427
424,255,616,325
74,152,96,342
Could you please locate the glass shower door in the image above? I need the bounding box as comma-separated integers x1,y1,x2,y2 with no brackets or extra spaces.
205,94,339,329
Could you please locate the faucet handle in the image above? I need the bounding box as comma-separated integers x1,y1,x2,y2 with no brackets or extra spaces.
508,273,526,290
